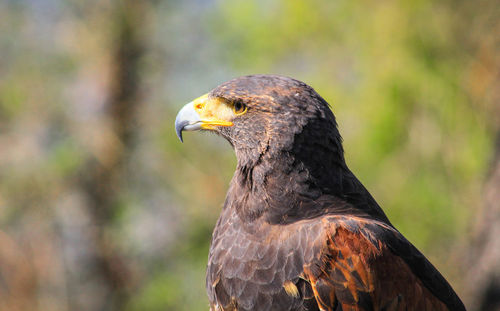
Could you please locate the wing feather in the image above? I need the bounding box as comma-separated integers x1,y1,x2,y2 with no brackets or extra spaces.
302,216,465,311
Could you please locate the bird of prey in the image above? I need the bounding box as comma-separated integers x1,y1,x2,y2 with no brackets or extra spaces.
175,75,465,311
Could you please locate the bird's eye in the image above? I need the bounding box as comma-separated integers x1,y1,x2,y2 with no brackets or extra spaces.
233,102,247,115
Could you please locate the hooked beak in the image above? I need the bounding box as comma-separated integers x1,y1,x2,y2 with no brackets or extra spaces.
175,101,202,142
174,94,234,142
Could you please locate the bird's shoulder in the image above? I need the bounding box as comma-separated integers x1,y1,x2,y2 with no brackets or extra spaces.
304,215,465,311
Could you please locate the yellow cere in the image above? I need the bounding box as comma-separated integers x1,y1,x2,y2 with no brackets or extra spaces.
192,93,235,129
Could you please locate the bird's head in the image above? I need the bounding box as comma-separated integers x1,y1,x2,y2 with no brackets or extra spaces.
175,75,344,170
175,75,389,224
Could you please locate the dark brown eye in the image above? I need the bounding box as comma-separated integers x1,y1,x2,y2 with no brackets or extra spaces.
233,101,247,115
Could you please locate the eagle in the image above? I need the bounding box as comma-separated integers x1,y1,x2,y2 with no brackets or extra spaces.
175,75,465,311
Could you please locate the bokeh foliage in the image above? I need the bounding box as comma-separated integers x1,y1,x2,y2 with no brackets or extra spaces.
0,0,497,310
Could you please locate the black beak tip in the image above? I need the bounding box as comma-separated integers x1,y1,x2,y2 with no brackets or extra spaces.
175,120,188,143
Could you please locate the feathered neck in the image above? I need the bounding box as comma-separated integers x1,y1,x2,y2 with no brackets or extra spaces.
226,121,350,224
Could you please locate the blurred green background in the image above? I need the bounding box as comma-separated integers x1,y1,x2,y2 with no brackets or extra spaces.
0,0,498,310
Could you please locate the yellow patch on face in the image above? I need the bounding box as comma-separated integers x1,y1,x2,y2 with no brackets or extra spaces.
191,94,235,129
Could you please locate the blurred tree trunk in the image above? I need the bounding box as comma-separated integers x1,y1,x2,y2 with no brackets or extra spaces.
459,0,500,309
78,1,149,310
466,131,500,311
0,232,36,311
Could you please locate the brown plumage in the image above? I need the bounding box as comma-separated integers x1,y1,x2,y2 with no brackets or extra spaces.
175,75,465,311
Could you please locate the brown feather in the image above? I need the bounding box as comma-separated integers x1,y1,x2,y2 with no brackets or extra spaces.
303,217,451,311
